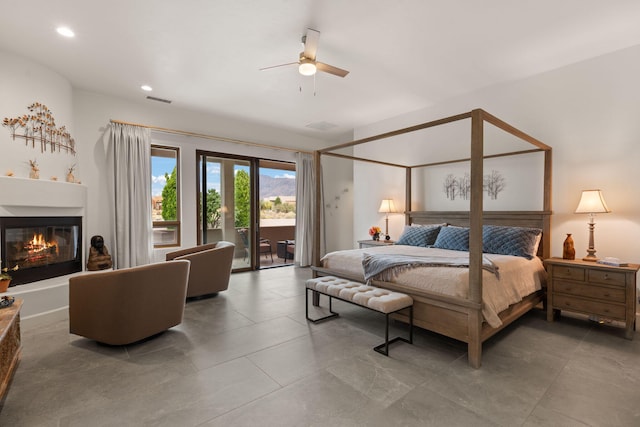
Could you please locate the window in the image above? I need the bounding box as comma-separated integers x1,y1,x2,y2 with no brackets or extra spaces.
258,160,296,229
151,146,180,247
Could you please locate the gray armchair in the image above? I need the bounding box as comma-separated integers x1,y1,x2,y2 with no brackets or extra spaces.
165,241,235,298
69,260,190,345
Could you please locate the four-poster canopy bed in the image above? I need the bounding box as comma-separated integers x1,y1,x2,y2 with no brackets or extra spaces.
311,109,552,368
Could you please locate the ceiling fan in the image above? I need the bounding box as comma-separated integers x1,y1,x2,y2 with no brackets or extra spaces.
260,28,349,78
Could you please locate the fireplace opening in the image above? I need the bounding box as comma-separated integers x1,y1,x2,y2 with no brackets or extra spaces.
1,216,82,286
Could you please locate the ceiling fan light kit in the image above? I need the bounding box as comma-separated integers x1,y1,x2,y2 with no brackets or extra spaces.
298,56,317,76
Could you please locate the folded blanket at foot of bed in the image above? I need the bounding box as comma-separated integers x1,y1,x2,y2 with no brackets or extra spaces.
362,253,499,282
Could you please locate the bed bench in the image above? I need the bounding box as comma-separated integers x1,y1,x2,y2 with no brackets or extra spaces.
305,276,413,356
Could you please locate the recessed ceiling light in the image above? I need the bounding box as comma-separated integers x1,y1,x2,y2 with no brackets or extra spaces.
141,85,153,92
56,27,75,38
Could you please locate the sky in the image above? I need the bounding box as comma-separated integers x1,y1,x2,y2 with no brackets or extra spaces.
151,158,294,197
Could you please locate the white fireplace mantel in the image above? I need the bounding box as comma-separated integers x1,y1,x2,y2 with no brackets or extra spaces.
0,176,88,326
0,176,87,215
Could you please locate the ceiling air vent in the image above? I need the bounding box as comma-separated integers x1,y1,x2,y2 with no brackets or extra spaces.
305,121,337,131
146,96,172,104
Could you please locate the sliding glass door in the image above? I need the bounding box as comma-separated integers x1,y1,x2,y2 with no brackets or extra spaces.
258,160,296,266
196,152,296,270
197,152,254,270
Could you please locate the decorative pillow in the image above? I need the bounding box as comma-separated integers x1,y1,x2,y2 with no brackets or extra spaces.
482,225,542,259
433,226,469,251
396,225,441,247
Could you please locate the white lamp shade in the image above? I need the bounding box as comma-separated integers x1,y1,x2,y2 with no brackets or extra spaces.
575,190,611,214
378,199,397,213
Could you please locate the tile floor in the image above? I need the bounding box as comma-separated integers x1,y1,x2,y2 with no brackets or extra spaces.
2,266,640,426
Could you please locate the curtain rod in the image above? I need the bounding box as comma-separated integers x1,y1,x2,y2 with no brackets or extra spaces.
109,119,312,155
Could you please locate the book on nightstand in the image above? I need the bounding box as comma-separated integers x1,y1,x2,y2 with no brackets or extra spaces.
596,257,628,267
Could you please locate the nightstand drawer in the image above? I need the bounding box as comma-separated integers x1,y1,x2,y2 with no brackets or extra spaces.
552,265,585,281
587,269,626,287
553,295,625,320
554,280,625,303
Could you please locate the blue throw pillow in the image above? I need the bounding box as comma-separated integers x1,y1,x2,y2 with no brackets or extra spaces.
482,225,542,259
433,226,469,251
396,225,441,247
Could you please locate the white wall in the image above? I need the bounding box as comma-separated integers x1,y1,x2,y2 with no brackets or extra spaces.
321,155,354,253
351,44,640,263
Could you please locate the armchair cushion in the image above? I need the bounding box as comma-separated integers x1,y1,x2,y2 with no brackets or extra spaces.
69,260,190,345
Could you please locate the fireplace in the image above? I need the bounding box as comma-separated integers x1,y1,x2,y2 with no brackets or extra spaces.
0,216,82,286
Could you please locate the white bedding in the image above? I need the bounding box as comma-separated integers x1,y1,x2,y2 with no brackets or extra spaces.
320,245,547,328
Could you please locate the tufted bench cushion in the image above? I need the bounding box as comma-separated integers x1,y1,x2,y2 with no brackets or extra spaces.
306,276,413,313
305,276,413,356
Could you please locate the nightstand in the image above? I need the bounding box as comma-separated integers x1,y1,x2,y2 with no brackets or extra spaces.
544,257,640,339
358,239,395,249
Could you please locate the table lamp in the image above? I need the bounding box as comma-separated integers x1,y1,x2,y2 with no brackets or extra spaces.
378,199,397,241
575,189,610,261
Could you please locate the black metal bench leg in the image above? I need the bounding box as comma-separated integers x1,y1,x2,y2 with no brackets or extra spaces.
305,288,339,323
373,307,413,357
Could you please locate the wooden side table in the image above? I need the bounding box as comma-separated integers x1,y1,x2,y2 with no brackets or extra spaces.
0,298,22,400
358,240,395,249
544,258,639,339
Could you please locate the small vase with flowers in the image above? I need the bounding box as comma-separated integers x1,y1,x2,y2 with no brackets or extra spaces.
369,226,382,241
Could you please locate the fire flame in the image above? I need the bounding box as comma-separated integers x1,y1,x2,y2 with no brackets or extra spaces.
27,233,58,255
32,234,46,246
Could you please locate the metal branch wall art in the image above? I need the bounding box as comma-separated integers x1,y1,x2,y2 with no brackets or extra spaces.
483,170,506,200
2,102,76,155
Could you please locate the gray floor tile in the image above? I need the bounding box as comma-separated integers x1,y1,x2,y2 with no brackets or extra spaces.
199,371,371,427
186,316,310,370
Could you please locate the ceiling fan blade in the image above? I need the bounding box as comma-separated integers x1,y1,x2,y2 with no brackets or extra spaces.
259,62,299,71
303,28,320,60
316,62,349,78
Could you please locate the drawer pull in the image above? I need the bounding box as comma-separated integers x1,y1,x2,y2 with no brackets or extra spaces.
603,293,610,297
603,274,610,280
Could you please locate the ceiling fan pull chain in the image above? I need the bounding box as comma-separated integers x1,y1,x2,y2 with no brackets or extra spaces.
314,73,317,97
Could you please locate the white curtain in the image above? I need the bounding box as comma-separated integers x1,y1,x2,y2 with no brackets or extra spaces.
295,152,323,266
108,124,152,268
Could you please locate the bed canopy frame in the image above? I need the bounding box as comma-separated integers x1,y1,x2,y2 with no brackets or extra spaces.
311,108,552,368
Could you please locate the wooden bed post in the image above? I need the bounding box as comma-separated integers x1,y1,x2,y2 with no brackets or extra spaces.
405,167,411,224
543,149,553,260
469,110,484,304
469,109,484,368
468,311,483,369
312,150,322,305
313,150,322,277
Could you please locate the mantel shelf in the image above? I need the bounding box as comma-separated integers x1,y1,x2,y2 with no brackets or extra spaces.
0,176,87,210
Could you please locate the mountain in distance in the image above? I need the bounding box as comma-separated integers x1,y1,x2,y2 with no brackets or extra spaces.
259,174,295,199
